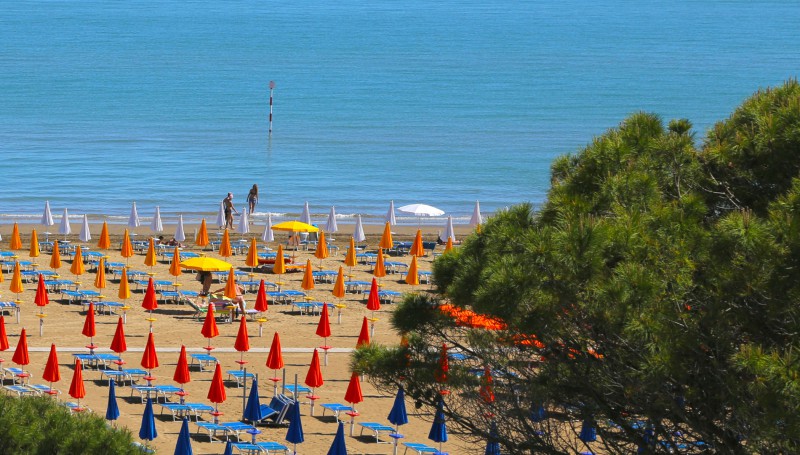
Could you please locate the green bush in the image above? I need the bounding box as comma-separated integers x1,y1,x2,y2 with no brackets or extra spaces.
0,395,140,455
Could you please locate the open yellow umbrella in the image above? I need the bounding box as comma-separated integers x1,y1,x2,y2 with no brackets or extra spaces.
444,237,454,253
332,266,345,299
410,230,424,257
379,222,393,250
374,249,386,279
301,259,315,291
118,267,131,300
144,238,157,269
169,246,182,280
344,237,357,268
224,268,238,299
97,222,111,250
10,223,22,250
245,237,259,271
196,219,210,247
29,229,40,259
94,258,106,290
219,229,232,258
272,245,286,275
71,246,86,277
10,261,24,297
120,229,134,264
271,221,319,233
314,231,329,265
405,255,420,285
180,257,232,272
50,242,62,270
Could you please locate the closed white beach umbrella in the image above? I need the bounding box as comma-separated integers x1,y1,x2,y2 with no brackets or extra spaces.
59,208,72,236
385,200,397,226
325,206,338,233
300,201,312,225
41,201,55,226
215,202,225,228
128,202,140,228
174,214,186,242
353,214,366,243
237,206,249,235
443,215,455,242
150,206,163,233
469,200,483,228
262,213,274,242
79,214,92,243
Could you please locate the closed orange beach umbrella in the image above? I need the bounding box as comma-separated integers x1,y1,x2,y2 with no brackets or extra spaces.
344,237,357,268
332,266,346,299
410,230,424,257
10,223,22,250
301,259,315,291
10,262,24,296
169,246,181,278
118,267,131,300
224,268,238,299
272,245,286,275
97,221,111,250
219,229,232,258
94,258,106,290
70,246,86,276
245,237,259,269
314,231,329,261
195,219,209,247
144,238,157,268
444,237,454,253
120,229,134,260
50,241,62,270
405,255,420,286
379,222,393,250
374,249,386,279
29,229,40,258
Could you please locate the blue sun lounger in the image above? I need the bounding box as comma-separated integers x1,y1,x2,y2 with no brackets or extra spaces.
190,353,218,371
321,403,354,421
232,441,290,454
403,442,439,454
196,421,257,442
359,422,397,443
227,370,255,388
3,384,37,397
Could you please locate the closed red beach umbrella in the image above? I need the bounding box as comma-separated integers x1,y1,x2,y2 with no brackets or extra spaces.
82,302,96,338
12,328,29,366
480,365,495,404
356,317,370,348
305,348,324,389
434,343,448,385
207,362,226,403
316,303,331,339
42,343,60,384
141,277,158,311
173,345,191,385
34,274,49,307
0,316,8,351
69,358,85,399
141,332,159,370
266,332,284,370
201,304,220,339
344,372,364,410
110,317,127,354
253,279,268,313
234,316,250,354
366,278,380,312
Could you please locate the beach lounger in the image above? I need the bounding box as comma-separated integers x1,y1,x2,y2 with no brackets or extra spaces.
265,395,294,426
131,385,158,403
359,422,397,443
283,384,310,399
101,368,147,386
190,353,218,371
160,402,212,421
196,421,257,442
403,442,439,454
63,401,92,413
131,441,155,453
3,367,31,384
27,383,61,396
231,441,290,454
0,301,20,322
3,384,38,397
155,384,182,401
227,370,255,388
321,403,353,421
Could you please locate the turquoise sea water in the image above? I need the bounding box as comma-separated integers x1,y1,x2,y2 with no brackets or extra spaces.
1,1,799,226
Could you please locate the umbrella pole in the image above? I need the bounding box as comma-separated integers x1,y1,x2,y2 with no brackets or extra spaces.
370,310,376,339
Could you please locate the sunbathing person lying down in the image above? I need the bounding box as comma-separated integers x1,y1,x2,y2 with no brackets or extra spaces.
207,284,247,314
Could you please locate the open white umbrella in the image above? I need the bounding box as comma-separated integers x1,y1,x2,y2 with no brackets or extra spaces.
353,214,366,243
150,206,163,233
300,202,312,225
59,208,72,238
237,206,249,235
41,201,54,226
215,202,225,228
325,206,338,234
262,213,274,242
469,200,483,228
397,204,444,217
442,215,455,242
128,202,140,228
386,200,397,226
79,214,92,243
174,215,186,242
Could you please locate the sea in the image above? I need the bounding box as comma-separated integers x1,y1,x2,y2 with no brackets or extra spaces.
2,1,799,228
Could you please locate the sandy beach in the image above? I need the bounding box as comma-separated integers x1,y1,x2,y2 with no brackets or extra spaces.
0,221,474,455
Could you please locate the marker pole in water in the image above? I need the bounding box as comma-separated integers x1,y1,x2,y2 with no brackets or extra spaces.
268,80,275,135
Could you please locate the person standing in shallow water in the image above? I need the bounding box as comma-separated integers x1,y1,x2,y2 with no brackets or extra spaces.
247,184,258,215
223,192,238,229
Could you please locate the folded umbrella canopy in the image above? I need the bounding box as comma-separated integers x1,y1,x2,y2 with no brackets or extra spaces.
41,201,54,227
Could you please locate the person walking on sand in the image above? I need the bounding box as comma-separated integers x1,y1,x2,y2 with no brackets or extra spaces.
247,184,259,215
223,192,238,229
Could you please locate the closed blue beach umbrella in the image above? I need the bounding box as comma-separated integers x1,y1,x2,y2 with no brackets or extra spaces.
484,420,501,455
105,379,120,423
388,386,409,430
428,396,448,453
174,417,193,455
285,400,304,453
579,419,597,443
530,403,547,422
243,378,263,422
139,397,158,443
326,421,347,455
222,440,233,455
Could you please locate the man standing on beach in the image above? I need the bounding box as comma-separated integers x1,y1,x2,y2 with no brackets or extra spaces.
223,192,238,229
